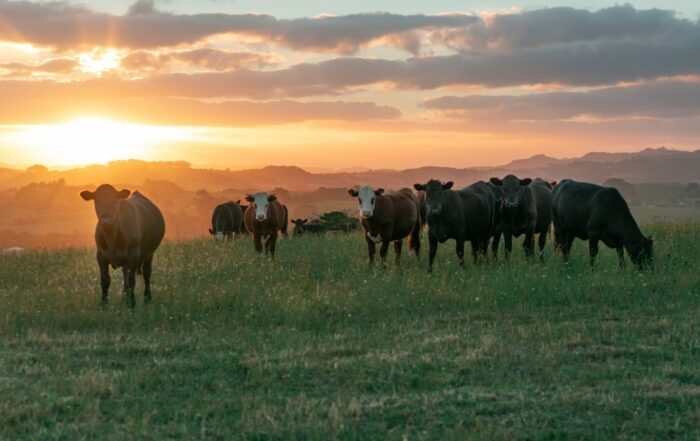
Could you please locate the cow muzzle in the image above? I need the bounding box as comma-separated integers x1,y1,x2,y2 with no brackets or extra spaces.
361,211,373,218
256,214,266,221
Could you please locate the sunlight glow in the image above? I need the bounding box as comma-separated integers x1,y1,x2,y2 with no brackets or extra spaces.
7,117,194,166
79,49,121,74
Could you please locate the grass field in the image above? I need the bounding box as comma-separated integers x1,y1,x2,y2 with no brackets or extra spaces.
1,223,700,440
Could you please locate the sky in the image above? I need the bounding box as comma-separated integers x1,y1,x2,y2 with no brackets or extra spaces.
0,0,699,169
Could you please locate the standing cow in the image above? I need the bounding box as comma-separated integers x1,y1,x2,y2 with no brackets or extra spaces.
552,179,653,268
413,180,494,272
244,193,286,258
489,175,553,260
209,201,244,241
80,184,165,307
348,186,421,267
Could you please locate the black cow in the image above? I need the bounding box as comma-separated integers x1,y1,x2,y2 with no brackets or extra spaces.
80,184,165,307
291,219,327,236
489,175,553,260
552,179,653,268
209,201,244,241
413,180,495,272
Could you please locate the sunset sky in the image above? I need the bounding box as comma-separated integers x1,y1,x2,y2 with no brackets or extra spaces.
1,0,699,169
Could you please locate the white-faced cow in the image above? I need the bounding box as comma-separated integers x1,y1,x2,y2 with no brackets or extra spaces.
413,180,495,272
244,192,287,258
80,184,165,307
489,175,553,260
552,179,653,268
348,186,421,267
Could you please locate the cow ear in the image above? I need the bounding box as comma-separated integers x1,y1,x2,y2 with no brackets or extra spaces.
118,189,131,199
413,183,425,191
245,194,254,203
489,177,502,186
348,189,359,197
550,181,557,187
209,228,214,235
443,181,454,190
236,199,241,204
267,194,277,202
519,178,532,186
375,188,385,196
79,190,94,201
303,219,308,223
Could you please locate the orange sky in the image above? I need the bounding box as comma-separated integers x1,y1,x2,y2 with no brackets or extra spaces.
1,1,699,169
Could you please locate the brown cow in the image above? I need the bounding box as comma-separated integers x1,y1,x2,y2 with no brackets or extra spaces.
244,192,286,258
347,185,421,267
80,184,165,307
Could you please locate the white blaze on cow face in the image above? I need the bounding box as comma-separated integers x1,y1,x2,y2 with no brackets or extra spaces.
357,186,377,218
253,192,271,221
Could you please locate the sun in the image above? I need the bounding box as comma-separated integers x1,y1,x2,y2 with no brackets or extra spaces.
8,117,188,166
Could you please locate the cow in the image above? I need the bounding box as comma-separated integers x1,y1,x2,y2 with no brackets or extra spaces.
347,186,421,267
291,219,327,236
552,179,653,268
244,192,286,258
413,180,495,272
80,184,165,307
209,201,244,241
489,175,553,260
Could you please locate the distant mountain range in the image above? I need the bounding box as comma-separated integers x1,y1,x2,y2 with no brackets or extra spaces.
1,147,698,192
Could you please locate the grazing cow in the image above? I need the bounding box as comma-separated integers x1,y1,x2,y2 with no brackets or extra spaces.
552,179,653,268
291,219,327,236
80,184,165,307
489,175,553,260
347,186,421,267
244,193,286,258
209,201,244,241
413,180,495,272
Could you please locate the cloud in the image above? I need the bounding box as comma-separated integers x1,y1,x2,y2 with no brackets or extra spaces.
433,5,690,51
0,57,77,75
120,48,281,72
423,80,700,121
0,0,475,52
0,93,401,126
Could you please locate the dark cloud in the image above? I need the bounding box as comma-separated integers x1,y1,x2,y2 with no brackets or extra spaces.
0,0,475,52
120,48,280,72
423,80,700,121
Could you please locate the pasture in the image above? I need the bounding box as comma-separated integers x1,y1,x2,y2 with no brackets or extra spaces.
1,222,700,440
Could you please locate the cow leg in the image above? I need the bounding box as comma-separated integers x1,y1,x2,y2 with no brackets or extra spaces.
617,246,626,269
469,240,478,265
394,240,402,265
562,236,574,263
269,235,278,259
379,240,390,269
504,231,513,259
409,221,421,261
365,235,376,267
538,231,548,262
125,268,137,308
428,235,438,273
456,239,466,268
524,231,535,258
121,266,129,297
253,234,263,254
491,230,501,260
264,235,271,256
98,256,110,305
143,256,153,304
589,238,599,267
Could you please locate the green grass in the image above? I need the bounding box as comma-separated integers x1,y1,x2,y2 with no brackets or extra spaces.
1,223,700,440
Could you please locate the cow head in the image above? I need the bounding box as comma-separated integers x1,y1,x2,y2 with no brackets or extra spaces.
414,180,453,217
245,192,276,221
292,219,308,236
630,235,654,268
80,184,131,228
348,186,384,219
489,175,531,210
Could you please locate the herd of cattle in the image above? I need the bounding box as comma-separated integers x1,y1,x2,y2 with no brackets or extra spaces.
80,176,653,306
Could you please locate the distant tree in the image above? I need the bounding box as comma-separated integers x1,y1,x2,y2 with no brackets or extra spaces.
26,164,48,173
604,178,639,205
